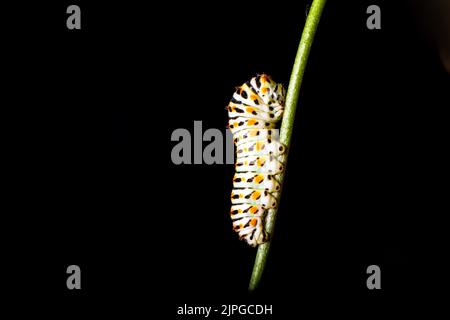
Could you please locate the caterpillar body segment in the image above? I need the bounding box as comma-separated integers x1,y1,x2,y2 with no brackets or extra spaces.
230,188,277,209
232,172,281,192
236,139,286,158
235,155,284,175
233,128,280,146
228,117,276,135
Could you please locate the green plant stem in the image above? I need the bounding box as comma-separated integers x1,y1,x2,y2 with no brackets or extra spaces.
248,0,327,292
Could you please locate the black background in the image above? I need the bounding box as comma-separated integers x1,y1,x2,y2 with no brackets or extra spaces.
3,0,448,318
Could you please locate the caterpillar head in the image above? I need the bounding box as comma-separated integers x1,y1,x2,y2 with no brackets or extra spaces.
250,74,285,108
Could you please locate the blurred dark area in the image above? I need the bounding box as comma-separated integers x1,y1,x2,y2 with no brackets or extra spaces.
2,0,448,317
410,0,450,73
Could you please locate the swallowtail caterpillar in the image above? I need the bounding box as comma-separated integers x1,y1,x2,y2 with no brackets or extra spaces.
227,74,286,246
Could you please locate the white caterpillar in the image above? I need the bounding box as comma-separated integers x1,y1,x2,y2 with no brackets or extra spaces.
227,74,286,246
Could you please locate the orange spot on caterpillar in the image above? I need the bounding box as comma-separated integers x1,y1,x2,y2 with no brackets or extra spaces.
250,219,257,226
251,191,261,200
247,119,257,126
254,175,264,184
250,206,258,214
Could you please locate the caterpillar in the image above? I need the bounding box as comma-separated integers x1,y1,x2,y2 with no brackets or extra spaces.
227,74,286,247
